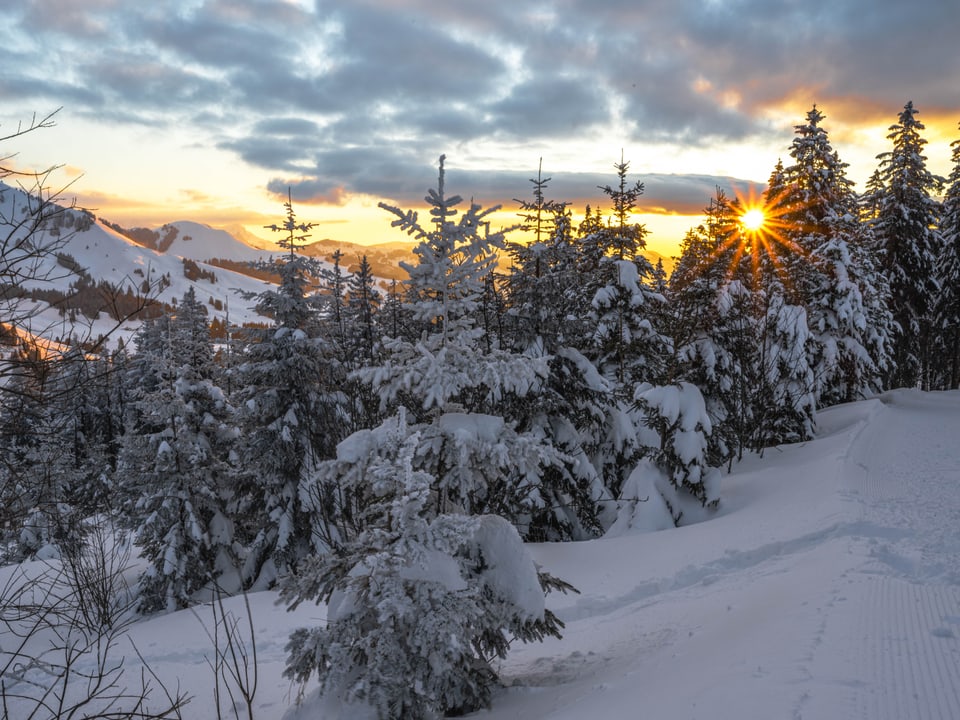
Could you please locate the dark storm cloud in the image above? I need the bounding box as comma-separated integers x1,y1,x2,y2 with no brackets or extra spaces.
6,0,959,210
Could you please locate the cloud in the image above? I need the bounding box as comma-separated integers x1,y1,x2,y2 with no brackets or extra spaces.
267,178,350,206
5,0,959,217
434,167,758,216
490,76,612,138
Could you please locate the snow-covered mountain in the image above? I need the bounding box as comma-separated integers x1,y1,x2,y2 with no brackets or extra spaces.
0,182,313,348
138,220,278,263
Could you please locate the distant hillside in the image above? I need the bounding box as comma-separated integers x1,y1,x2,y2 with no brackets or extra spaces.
299,237,673,279
2,181,677,352
99,219,275,263
299,238,415,282
1,183,284,349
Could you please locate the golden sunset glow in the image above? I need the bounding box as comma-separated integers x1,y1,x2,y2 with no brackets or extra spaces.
3,2,958,258
717,183,806,290
741,208,765,232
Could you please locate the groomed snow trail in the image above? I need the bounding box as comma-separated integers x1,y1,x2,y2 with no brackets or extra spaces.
834,391,960,720
484,390,960,720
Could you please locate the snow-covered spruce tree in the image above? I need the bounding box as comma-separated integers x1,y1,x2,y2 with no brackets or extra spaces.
779,106,886,404
501,165,617,538
283,414,572,719
232,191,340,588
734,164,817,448
565,156,673,503
12,349,120,560
714,273,764,461
319,247,349,358
669,188,753,468
343,254,381,366
755,279,816,447
581,154,671,388
872,101,943,389
506,161,585,351
117,296,237,612
337,254,385,434
315,155,590,542
933,123,960,389
172,286,213,378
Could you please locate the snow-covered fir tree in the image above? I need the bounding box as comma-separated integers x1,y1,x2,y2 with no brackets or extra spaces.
232,193,340,588
669,189,756,467
16,349,120,558
313,156,601,544
633,381,721,521
871,101,943,389
117,297,237,612
933,123,960,389
581,154,670,388
502,165,617,537
735,163,817,447
343,254,381,366
506,167,582,350
756,280,816,446
779,106,887,404
283,413,571,719
319,247,349,357
0,361,73,560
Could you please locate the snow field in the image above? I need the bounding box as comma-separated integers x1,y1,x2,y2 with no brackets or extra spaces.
493,390,960,719
2,390,958,719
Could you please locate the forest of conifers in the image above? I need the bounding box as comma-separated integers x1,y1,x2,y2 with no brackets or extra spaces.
2,100,959,718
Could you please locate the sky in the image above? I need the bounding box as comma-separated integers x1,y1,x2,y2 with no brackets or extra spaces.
2,0,960,256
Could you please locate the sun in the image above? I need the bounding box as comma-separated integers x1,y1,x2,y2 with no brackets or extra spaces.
741,208,765,232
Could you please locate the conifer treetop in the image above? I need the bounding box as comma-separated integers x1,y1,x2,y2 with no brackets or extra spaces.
264,187,318,259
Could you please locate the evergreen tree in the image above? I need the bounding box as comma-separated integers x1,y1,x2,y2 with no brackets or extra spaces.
506,167,579,352
670,189,754,466
634,381,721,518
232,192,338,587
117,298,236,612
172,286,212,378
581,154,670,387
328,156,603,541
755,283,816,446
128,368,237,613
501,167,618,537
283,416,571,718
780,106,886,404
343,254,381,365
935,123,960,389
319,248,349,356
872,101,943,389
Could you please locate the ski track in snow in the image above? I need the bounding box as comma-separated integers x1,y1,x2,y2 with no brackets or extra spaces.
837,392,960,720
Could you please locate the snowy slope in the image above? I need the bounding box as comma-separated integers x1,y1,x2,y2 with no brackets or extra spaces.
493,390,960,720
0,182,287,345
156,221,278,263
4,390,955,719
